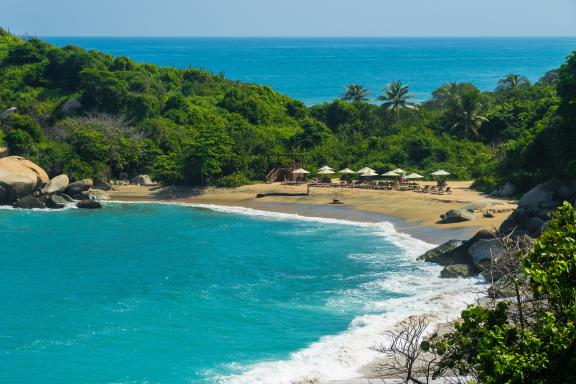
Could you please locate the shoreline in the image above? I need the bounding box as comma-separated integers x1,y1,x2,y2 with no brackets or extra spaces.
101,181,516,245
99,182,497,382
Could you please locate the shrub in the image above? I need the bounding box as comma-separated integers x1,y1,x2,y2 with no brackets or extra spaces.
216,173,252,188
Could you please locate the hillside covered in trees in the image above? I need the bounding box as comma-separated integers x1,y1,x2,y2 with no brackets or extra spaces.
0,29,574,192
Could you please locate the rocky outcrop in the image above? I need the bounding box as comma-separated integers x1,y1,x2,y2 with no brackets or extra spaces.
493,182,516,198
418,230,497,279
77,200,102,209
468,238,505,265
43,195,68,209
94,179,113,191
41,174,69,195
417,240,465,265
0,156,49,202
66,179,93,195
440,208,475,223
130,174,155,186
0,147,8,158
13,196,46,209
499,179,576,238
440,264,472,278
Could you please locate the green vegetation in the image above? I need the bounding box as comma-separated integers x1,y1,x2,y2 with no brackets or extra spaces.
0,29,574,193
426,202,576,383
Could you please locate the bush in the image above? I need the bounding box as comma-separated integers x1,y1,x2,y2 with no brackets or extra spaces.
216,173,252,188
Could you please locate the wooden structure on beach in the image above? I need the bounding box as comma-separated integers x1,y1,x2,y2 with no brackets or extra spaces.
265,152,306,183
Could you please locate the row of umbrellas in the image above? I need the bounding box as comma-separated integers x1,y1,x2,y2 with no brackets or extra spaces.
293,166,451,178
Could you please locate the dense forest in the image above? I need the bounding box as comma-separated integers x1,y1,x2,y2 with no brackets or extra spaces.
0,29,574,192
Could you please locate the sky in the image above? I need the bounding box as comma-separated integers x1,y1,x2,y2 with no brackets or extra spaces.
2,0,576,37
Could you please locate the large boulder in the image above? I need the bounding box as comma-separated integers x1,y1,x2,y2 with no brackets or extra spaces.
77,200,102,209
0,147,8,158
13,196,46,209
417,240,464,265
0,185,7,205
468,238,505,265
440,264,473,279
0,156,49,203
496,182,516,198
130,174,154,186
67,179,93,195
42,174,69,195
441,208,476,223
526,216,547,238
558,180,576,201
43,194,68,209
518,180,558,213
94,179,113,191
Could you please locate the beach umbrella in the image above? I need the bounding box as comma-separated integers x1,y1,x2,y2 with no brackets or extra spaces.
292,168,310,174
338,168,357,174
357,167,375,174
431,170,450,176
319,165,334,172
392,168,406,174
317,169,335,175
360,170,379,177
382,170,400,177
405,173,424,179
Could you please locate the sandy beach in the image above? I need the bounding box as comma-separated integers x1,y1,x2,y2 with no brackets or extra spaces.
102,181,516,243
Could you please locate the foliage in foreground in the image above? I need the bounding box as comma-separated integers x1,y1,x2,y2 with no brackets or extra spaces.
426,202,576,383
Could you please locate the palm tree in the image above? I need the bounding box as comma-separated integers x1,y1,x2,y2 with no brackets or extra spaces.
342,84,369,102
378,80,417,122
448,90,488,139
497,74,531,92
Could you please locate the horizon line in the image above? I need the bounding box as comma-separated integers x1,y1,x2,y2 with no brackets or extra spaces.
30,34,576,39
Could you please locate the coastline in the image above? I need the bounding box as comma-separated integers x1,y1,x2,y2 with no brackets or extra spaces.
98,182,500,382
101,181,516,244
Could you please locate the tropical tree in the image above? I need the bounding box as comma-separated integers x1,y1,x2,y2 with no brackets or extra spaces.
446,88,488,139
378,80,417,122
341,84,369,102
497,73,531,92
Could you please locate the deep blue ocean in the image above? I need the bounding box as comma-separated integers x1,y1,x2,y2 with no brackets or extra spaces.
0,203,479,383
44,37,576,104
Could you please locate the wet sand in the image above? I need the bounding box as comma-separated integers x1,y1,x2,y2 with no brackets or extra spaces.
101,181,515,243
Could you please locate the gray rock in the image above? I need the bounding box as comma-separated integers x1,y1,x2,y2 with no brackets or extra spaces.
42,174,69,195
59,98,82,115
60,193,74,202
94,179,113,191
67,179,93,195
417,240,465,265
0,185,7,205
440,264,472,278
499,217,518,235
77,200,102,209
441,208,476,223
44,195,67,209
13,196,46,209
130,174,154,186
558,180,576,201
498,182,516,198
536,208,553,221
468,238,505,265
518,181,558,211
73,191,92,200
526,216,547,238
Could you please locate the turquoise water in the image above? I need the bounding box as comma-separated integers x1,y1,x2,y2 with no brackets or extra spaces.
43,37,576,104
0,203,477,383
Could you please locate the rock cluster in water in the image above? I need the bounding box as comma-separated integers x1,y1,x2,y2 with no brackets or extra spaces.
0,156,102,210
420,179,576,280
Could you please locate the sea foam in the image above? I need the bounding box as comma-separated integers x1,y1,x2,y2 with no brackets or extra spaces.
106,201,483,384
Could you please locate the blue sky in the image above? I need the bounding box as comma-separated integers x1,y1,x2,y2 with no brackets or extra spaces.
2,0,576,36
